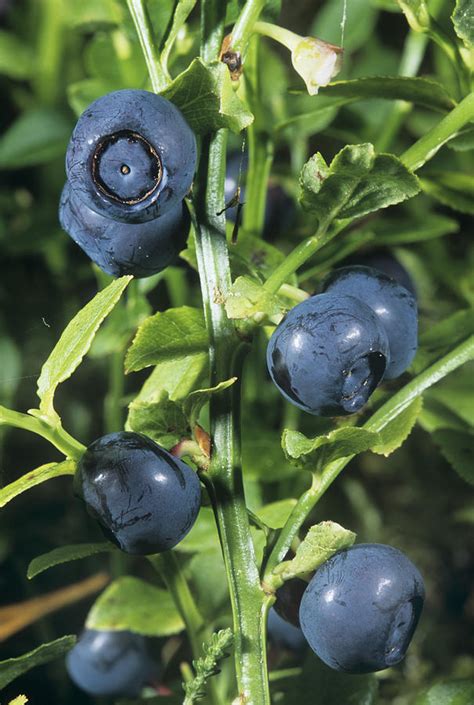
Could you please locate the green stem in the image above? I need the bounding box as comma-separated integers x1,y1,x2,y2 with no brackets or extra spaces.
253,21,303,50
376,0,448,151
34,0,64,105
193,130,270,704
200,0,225,62
230,0,266,55
199,10,269,703
126,0,169,92
299,229,375,283
242,39,275,236
0,406,85,460
149,552,204,661
401,92,474,170
263,219,349,295
264,335,474,578
375,30,428,151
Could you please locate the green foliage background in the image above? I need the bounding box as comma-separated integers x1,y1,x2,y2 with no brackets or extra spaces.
0,0,473,703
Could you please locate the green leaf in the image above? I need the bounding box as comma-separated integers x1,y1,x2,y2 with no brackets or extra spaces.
186,549,229,620
433,429,474,485
37,277,131,420
183,378,238,427
374,213,459,244
320,76,455,112
299,144,420,229
0,636,76,689
420,173,474,215
67,78,115,117
283,652,378,705
371,397,423,456
225,276,284,321
276,521,356,579
125,306,208,373
0,460,75,508
312,0,377,52
413,309,474,373
161,0,197,68
425,366,474,428
418,397,469,434
256,499,298,529
455,505,474,523
452,0,474,50
176,507,220,554
183,629,234,703
65,0,122,29
0,109,72,169
282,427,379,471
447,125,474,151
0,31,34,79
0,336,22,404
230,233,288,279
126,398,188,447
133,355,209,403
86,576,184,636
161,58,253,134
84,30,145,85
414,679,474,705
243,427,299,483
27,542,114,579
397,0,431,32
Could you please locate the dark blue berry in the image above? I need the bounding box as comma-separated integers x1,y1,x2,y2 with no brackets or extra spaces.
299,544,425,673
59,181,189,277
66,629,153,697
267,608,307,652
344,251,416,296
74,432,201,555
66,89,196,223
273,578,307,627
267,293,390,416
322,266,418,379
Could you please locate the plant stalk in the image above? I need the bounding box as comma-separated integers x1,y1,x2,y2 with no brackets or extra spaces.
126,0,169,92
0,406,85,460
148,553,204,660
193,129,271,704
401,91,474,170
230,0,267,55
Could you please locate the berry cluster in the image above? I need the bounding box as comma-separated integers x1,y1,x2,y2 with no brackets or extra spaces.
60,89,196,277
59,92,424,697
267,265,418,416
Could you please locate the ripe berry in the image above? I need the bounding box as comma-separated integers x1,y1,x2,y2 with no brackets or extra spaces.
273,577,307,628
59,181,189,277
74,432,201,555
66,629,153,697
267,608,307,652
267,293,390,416
343,251,416,296
65,89,196,223
323,266,418,379
299,544,425,673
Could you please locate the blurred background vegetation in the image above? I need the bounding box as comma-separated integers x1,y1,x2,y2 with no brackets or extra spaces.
0,0,472,703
